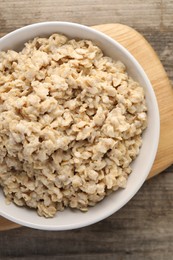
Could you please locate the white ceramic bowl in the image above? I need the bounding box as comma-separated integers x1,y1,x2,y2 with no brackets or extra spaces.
0,22,160,230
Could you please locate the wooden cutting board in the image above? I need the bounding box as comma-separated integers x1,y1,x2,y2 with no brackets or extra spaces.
0,23,173,231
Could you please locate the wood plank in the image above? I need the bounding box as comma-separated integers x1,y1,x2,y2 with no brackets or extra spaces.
1,0,172,35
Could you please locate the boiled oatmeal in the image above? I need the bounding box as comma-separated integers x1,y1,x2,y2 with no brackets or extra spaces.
0,34,147,217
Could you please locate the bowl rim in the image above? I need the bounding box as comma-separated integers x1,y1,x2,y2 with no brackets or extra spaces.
0,21,160,230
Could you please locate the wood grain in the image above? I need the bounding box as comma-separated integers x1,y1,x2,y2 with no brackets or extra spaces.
0,0,172,36
0,218,19,231
0,23,173,231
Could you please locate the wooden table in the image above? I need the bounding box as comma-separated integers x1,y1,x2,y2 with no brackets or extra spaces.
0,0,173,259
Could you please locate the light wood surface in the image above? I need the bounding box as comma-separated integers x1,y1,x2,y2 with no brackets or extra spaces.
0,23,173,231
